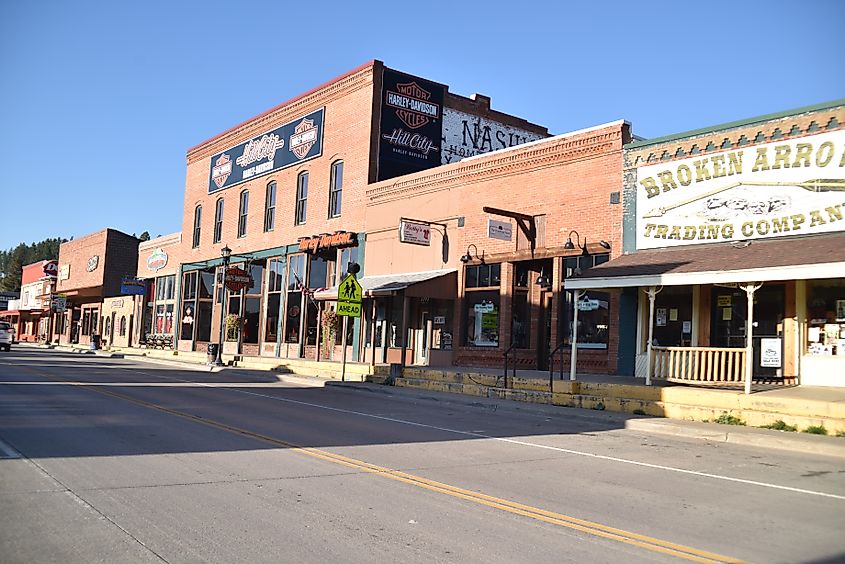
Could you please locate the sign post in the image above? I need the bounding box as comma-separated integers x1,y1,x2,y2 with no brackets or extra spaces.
336,274,363,381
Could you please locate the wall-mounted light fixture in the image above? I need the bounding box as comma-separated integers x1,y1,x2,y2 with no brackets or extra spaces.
564,230,611,258
460,244,485,264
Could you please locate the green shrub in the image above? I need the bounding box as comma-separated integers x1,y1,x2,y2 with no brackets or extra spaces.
803,425,828,435
761,420,797,432
714,413,745,426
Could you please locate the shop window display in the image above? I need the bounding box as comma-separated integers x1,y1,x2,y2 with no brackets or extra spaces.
806,279,845,356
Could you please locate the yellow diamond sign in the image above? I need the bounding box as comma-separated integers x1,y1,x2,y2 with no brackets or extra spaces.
337,274,362,317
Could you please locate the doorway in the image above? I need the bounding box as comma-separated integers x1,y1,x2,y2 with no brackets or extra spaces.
710,284,785,378
537,291,553,371
413,311,430,366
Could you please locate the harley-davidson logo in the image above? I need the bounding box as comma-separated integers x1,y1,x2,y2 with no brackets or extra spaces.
386,81,440,130
212,153,232,188
290,118,318,160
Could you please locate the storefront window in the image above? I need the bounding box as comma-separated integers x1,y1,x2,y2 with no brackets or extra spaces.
806,279,845,356
562,254,611,349
265,258,284,342
464,291,499,347
197,301,212,342
285,292,302,343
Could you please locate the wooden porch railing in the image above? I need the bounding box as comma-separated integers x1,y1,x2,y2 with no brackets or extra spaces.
652,346,746,385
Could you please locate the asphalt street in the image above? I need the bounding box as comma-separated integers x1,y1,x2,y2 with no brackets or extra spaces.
1,347,843,563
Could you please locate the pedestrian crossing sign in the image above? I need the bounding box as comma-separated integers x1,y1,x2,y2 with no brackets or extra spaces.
337,274,362,317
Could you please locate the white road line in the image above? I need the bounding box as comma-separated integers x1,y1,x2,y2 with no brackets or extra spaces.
120,369,845,502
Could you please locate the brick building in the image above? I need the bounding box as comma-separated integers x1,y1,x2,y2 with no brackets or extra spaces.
567,100,845,388
176,60,549,361
52,229,140,347
16,260,57,342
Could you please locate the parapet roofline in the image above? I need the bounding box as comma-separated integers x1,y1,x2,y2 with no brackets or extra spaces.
460,119,629,163
627,98,845,150
186,60,378,155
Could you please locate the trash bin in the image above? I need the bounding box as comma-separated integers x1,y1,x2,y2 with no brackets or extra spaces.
207,343,220,364
90,335,101,350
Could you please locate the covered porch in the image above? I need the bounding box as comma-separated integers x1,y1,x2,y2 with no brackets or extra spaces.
565,234,845,392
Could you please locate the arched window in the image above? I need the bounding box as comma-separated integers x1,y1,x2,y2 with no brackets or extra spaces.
238,190,249,237
119,316,127,337
328,160,343,218
192,205,202,248
214,198,224,243
264,181,276,232
295,172,308,225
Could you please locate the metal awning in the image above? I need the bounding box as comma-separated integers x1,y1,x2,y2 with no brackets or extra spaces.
314,269,457,300
565,233,845,290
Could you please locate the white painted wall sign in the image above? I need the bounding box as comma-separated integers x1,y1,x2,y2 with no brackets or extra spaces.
441,108,545,164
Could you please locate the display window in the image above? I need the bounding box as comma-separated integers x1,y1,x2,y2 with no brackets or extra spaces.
806,278,845,357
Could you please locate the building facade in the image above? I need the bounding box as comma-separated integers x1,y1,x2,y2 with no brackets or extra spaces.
567,100,845,387
51,229,140,347
175,60,548,362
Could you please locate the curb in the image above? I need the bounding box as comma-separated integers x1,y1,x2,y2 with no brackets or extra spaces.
625,418,845,458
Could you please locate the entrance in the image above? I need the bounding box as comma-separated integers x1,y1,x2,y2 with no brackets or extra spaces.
711,284,785,378
413,311,431,366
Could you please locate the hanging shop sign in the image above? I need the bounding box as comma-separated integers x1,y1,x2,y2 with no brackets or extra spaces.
298,231,358,254
147,248,168,272
488,219,513,241
635,130,845,250
377,68,445,181
399,220,431,246
51,295,67,313
224,267,253,292
208,107,325,194
120,277,147,296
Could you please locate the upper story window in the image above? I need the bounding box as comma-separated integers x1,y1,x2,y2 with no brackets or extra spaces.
328,160,343,218
213,198,224,243
192,205,202,248
238,190,249,238
295,172,308,225
264,181,276,232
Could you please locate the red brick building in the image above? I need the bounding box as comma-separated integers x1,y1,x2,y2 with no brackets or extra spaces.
176,60,550,362
51,229,140,347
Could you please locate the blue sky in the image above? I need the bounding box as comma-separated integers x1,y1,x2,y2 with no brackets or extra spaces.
2,0,843,249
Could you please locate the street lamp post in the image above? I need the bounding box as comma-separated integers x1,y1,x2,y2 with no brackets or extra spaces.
212,245,232,367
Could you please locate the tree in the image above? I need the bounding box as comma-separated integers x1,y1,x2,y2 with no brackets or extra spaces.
0,237,66,291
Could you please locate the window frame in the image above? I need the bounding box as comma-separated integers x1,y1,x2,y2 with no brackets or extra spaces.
192,205,202,248
264,181,276,232
213,198,224,244
295,171,308,225
237,189,249,238
328,160,343,218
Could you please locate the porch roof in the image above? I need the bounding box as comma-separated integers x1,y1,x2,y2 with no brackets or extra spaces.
565,233,845,289
313,269,457,300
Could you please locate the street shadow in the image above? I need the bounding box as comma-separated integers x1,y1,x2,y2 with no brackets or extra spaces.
0,347,642,459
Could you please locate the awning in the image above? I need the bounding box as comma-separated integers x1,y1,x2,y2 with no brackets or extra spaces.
314,269,457,300
565,233,845,290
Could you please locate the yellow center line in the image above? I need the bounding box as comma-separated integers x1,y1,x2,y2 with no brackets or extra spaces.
10,366,746,563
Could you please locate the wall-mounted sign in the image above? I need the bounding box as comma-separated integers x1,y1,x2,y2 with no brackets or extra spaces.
224,267,253,292
120,277,146,296
488,219,513,241
717,295,732,307
399,220,431,246
86,255,99,272
377,68,445,181
208,107,325,194
760,337,782,367
147,248,168,272
442,109,545,164
636,130,845,250
578,299,601,312
59,264,70,280
298,231,358,254
43,261,58,278
433,316,446,325
111,299,124,308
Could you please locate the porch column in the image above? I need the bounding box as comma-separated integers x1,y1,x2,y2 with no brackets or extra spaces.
400,294,410,367
644,286,662,386
570,289,586,381
742,282,764,395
